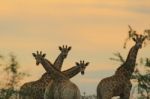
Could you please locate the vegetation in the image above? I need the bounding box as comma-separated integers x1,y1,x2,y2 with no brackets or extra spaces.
133,58,150,99
0,53,28,99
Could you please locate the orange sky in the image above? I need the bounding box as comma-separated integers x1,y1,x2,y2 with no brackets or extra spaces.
0,0,150,94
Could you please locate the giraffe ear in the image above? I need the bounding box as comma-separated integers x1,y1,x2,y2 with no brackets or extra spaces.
85,62,90,66
32,53,36,57
59,46,62,51
76,62,79,66
142,36,147,41
42,54,46,57
132,38,136,42
68,47,71,51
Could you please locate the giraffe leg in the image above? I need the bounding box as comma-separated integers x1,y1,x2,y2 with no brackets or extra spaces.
102,93,113,99
102,95,112,99
120,92,130,99
120,83,132,99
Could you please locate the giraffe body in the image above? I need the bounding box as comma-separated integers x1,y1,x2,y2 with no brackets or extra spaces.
44,60,88,99
97,69,132,99
44,80,81,99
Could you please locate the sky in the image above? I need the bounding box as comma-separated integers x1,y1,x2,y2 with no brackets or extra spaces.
0,0,150,95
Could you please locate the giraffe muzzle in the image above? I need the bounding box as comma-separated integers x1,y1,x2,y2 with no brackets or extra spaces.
81,71,85,75
36,62,40,66
63,55,67,58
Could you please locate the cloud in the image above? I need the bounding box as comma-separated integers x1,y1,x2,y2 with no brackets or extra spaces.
1,0,149,21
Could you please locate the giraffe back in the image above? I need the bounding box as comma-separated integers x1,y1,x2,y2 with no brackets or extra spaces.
44,80,81,99
19,72,52,99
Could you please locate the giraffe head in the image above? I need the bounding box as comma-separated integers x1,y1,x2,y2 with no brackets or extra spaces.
132,34,147,49
76,60,89,75
59,45,71,59
128,25,148,49
32,51,46,65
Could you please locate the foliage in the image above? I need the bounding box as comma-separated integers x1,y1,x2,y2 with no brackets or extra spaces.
110,52,125,64
135,58,150,99
0,53,29,99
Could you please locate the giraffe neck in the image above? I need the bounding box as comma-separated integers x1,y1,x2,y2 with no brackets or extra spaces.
39,60,53,81
124,45,140,67
53,53,65,70
116,44,140,78
63,66,81,78
39,66,81,82
39,72,51,82
40,58,68,80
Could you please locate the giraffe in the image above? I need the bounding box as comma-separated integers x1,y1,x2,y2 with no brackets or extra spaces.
32,51,89,99
44,61,89,99
97,33,148,99
19,45,71,99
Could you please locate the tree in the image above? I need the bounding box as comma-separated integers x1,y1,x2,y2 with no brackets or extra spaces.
133,59,150,99
0,53,29,99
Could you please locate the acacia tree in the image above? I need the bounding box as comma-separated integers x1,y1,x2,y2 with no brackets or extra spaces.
0,53,28,99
